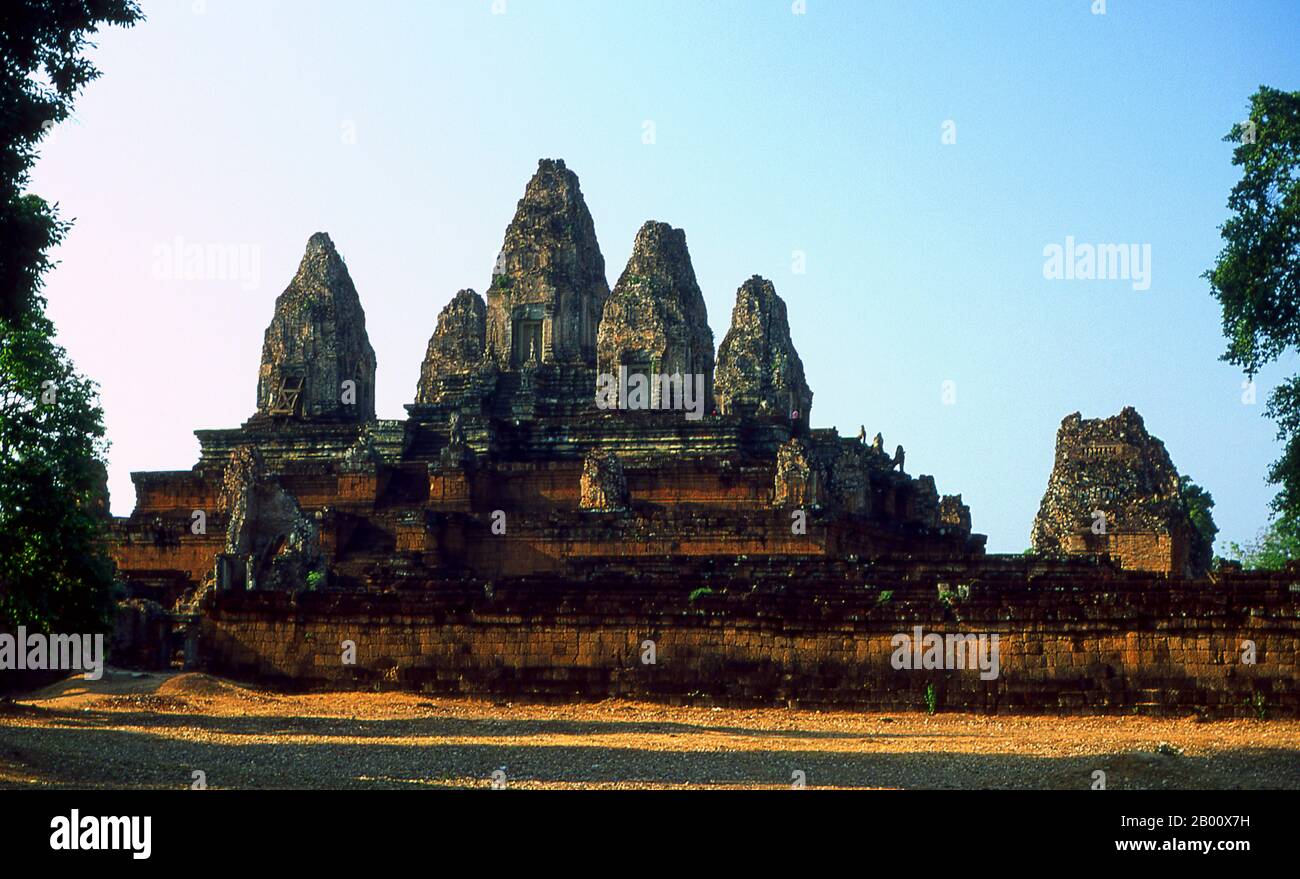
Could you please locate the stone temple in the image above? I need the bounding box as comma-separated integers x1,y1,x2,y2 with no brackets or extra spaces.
103,159,1298,717
110,157,980,607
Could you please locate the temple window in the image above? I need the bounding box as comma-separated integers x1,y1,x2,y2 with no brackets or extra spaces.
623,356,652,409
512,318,542,366
268,374,304,416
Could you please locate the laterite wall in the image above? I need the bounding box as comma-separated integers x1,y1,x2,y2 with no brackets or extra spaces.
198,570,1300,717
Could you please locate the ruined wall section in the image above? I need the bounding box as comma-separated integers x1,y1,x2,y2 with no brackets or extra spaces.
1031,407,1202,576
579,451,630,511
202,569,1300,717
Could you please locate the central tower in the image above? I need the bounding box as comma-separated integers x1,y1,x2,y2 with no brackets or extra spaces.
484,158,609,368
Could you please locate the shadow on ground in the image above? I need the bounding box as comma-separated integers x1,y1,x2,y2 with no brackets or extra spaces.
1,709,1297,790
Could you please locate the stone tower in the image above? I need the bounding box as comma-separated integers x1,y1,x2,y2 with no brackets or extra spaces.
255,233,376,422
714,275,812,420
414,288,487,405
597,221,714,408
1031,407,1206,576
484,159,609,369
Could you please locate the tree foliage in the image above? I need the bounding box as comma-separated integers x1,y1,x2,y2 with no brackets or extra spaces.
0,262,115,631
1179,475,1218,573
1206,85,1300,514
1,1,142,632
0,0,142,323
1225,513,1300,571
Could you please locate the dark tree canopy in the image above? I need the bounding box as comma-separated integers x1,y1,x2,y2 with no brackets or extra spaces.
1206,85,1300,515
0,0,142,323
0,266,116,632
1,1,142,633
1178,475,1217,575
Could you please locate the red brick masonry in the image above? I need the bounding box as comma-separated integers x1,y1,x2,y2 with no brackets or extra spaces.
199,563,1300,718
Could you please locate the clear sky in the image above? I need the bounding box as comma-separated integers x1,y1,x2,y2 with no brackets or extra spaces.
29,0,1300,553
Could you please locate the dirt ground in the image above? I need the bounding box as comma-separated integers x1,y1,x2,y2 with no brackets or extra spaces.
1,668,1297,790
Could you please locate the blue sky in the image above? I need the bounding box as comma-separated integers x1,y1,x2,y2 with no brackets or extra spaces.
30,0,1300,552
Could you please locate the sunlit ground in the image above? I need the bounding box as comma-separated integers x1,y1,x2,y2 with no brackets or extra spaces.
1,669,1297,790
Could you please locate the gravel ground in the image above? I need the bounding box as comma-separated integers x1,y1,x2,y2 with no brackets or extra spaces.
1,668,1297,790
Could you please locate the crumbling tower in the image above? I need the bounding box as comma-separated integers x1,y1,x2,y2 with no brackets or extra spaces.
597,221,714,408
484,158,609,369
254,232,376,422
714,275,813,421
1031,407,1206,576
414,288,487,406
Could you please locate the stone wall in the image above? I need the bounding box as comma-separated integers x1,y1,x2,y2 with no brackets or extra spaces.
108,520,226,586
1061,531,1190,579
199,565,1300,717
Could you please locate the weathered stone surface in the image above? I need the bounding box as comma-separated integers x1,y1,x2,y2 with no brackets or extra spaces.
912,475,940,528
939,494,972,532
824,441,870,513
1031,407,1202,575
773,438,821,507
255,233,376,421
597,221,714,407
485,159,609,368
415,289,486,405
203,574,1300,717
339,431,382,472
714,276,812,420
579,451,629,511
110,598,171,670
217,446,324,591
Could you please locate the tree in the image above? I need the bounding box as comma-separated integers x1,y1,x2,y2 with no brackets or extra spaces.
1,0,143,323
1179,475,1218,573
1205,86,1300,515
1,1,142,633
1226,513,1300,570
0,257,115,632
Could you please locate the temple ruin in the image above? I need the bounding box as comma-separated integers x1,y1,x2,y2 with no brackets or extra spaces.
110,159,978,599
1031,407,1209,577
102,159,1299,716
